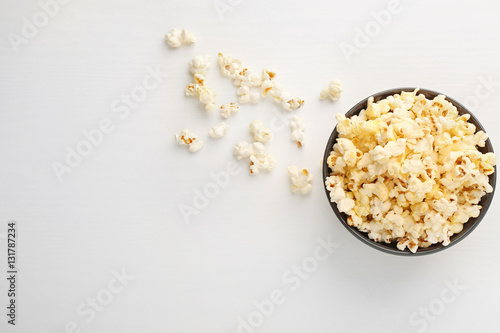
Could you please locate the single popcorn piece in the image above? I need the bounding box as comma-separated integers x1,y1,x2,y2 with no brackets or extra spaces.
220,103,240,119
249,120,273,143
165,29,182,47
233,141,254,160
237,85,260,104
325,88,496,253
165,29,195,47
320,79,343,102
249,142,276,175
290,116,306,147
233,141,276,175
174,129,205,152
288,166,314,195
188,55,210,75
181,29,196,44
208,122,228,139
185,74,217,112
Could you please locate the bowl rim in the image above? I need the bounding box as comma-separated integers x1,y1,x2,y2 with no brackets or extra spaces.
322,87,497,256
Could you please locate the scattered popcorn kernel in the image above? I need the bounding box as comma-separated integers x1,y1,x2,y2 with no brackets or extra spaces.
165,29,196,47
325,89,496,252
220,103,240,119
233,141,275,175
165,29,182,47
233,141,254,160
208,122,228,139
249,120,273,143
189,55,210,75
290,116,306,147
320,79,343,102
174,129,205,152
237,85,260,104
185,74,217,112
249,142,276,175
288,166,313,195
181,29,196,44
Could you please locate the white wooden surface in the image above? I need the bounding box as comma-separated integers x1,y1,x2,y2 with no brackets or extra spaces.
1,0,500,332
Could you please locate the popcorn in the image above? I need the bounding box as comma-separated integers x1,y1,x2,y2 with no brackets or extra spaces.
217,53,244,79
262,70,304,111
325,89,496,253
338,198,355,213
249,143,276,175
174,129,205,152
165,29,182,48
233,141,276,175
237,85,260,104
165,29,196,48
233,141,254,160
208,122,228,139
320,79,343,102
218,103,238,120
188,55,210,75
288,166,313,195
181,29,196,44
185,74,217,112
249,120,273,143
290,116,306,147
217,53,304,111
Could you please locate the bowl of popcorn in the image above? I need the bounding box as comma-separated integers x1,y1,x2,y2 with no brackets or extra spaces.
323,88,496,255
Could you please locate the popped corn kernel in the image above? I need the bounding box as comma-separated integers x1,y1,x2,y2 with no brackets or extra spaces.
220,103,240,119
320,79,343,102
185,74,217,112
288,166,314,195
290,116,306,147
174,129,205,152
249,120,273,143
233,141,276,175
165,29,182,47
249,142,276,175
208,122,228,139
188,55,210,75
181,29,196,44
233,141,254,160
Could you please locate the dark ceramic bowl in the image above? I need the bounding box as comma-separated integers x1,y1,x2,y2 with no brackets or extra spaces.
323,88,496,256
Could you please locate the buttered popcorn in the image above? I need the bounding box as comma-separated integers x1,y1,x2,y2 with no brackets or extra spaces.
325,89,496,253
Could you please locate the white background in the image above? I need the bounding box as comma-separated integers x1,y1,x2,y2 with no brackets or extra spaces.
1,0,500,332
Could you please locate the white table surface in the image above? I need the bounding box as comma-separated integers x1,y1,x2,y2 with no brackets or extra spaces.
1,0,500,332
